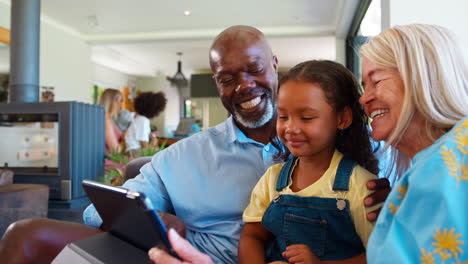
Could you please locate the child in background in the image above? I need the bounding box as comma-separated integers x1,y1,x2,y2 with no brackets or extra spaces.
239,60,380,264
125,91,167,157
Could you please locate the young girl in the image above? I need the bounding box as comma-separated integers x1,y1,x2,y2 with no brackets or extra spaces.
239,60,379,263
125,91,167,157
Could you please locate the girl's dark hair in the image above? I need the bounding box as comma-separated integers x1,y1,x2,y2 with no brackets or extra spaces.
271,60,379,175
134,91,167,119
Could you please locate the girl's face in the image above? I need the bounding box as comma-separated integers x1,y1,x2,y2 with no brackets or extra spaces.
276,80,346,159
359,58,405,142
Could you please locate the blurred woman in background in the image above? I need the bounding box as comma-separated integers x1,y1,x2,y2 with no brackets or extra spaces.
99,88,124,152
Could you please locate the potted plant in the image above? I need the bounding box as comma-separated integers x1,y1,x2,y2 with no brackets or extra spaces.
101,140,167,186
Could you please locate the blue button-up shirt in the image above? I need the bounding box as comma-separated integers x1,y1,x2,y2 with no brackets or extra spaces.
83,117,278,263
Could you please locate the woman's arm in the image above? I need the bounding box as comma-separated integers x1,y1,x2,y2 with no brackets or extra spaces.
105,115,122,152
139,141,148,148
238,222,273,264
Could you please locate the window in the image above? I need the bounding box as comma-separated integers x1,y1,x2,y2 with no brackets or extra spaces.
346,0,382,84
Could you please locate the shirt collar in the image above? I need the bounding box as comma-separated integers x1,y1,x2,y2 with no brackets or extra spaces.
225,116,267,147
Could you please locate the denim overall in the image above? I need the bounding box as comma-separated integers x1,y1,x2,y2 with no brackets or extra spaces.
261,156,365,261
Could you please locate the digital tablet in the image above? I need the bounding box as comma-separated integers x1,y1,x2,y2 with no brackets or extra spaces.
82,180,179,258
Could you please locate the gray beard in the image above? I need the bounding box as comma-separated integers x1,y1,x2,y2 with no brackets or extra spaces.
233,98,275,129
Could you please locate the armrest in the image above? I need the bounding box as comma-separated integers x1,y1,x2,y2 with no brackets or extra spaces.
123,156,152,181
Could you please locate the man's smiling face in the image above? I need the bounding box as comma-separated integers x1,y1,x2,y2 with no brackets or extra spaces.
210,36,278,129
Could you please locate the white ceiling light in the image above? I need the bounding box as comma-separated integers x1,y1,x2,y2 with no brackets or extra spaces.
184,10,191,16
87,15,99,28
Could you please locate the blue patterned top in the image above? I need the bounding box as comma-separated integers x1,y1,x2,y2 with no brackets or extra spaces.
367,117,468,264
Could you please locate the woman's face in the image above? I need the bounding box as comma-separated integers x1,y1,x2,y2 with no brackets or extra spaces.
114,94,123,113
359,58,405,142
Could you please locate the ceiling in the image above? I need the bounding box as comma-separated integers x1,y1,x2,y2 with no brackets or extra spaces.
1,0,360,77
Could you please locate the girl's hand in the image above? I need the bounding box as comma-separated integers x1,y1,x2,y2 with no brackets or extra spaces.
282,244,321,264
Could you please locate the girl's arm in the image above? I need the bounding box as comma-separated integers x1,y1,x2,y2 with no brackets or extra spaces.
238,222,272,264
139,141,148,148
282,245,366,264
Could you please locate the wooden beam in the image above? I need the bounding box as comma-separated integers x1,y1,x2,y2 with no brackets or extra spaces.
0,26,10,45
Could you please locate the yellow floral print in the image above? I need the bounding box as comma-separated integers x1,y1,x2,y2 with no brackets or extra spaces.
388,182,407,214
454,119,468,133
454,131,468,155
420,248,435,264
433,228,464,259
421,228,465,264
396,182,408,199
388,202,399,214
440,120,468,186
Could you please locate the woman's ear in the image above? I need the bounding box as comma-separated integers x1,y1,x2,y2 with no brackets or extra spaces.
338,106,353,130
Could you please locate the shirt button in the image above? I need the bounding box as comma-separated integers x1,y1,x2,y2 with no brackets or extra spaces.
265,146,270,151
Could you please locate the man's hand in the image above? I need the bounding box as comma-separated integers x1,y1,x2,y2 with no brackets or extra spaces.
282,244,321,264
148,229,213,264
158,211,186,238
365,178,391,221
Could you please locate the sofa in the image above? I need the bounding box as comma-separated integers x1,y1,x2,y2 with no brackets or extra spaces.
0,169,49,236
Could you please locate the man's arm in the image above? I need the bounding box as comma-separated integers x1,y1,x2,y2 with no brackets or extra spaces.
83,155,175,227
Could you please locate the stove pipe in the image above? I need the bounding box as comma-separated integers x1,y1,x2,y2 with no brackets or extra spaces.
9,0,41,103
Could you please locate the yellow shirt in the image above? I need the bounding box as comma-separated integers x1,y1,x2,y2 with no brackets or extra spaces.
243,150,379,247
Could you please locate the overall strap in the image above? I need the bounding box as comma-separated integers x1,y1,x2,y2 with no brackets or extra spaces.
276,156,298,191
332,156,357,191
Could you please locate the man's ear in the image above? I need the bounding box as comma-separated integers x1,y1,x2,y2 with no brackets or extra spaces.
338,106,353,130
272,55,278,73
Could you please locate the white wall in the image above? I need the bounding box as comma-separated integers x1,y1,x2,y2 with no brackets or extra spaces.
0,2,8,27
92,63,136,89
335,37,346,65
136,72,180,137
385,0,468,60
0,2,10,73
40,23,92,103
0,1,93,103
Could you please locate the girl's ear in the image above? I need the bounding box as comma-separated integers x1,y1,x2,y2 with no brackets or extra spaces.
338,106,353,130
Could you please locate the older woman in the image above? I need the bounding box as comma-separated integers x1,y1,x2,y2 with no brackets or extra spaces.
360,24,467,263
149,24,467,264
99,88,124,152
